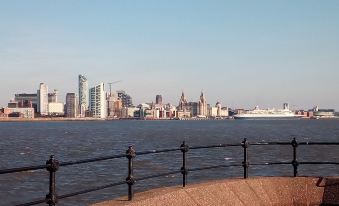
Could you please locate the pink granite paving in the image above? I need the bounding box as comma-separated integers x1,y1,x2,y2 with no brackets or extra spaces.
92,177,339,206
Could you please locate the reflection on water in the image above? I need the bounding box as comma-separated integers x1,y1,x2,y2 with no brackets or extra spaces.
0,120,339,205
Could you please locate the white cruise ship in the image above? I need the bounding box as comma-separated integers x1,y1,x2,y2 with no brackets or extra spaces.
234,103,302,120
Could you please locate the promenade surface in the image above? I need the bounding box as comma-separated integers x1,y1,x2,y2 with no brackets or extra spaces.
92,177,339,206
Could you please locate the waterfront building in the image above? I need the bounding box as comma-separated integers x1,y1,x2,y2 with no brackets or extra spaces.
117,90,133,107
137,103,151,119
66,93,78,118
121,107,139,118
313,106,335,118
48,103,64,116
107,91,122,118
208,106,218,117
48,90,58,103
308,111,314,118
3,107,35,118
114,99,123,118
107,95,115,118
89,83,107,118
178,92,188,111
221,107,229,117
14,91,58,113
156,95,163,105
198,92,207,117
37,83,49,116
212,102,229,117
157,104,167,118
78,74,89,117
14,93,37,111
177,110,191,118
165,104,177,119
143,106,159,119
149,102,169,119
177,92,194,118
296,110,313,118
216,102,222,116
7,101,19,108
188,102,198,117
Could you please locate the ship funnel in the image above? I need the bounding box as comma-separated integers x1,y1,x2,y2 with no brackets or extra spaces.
283,103,289,110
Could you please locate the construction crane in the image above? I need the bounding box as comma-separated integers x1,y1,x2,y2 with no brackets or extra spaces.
108,80,122,95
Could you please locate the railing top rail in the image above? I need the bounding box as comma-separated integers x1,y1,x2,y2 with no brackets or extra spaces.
15,198,46,206
59,153,126,167
189,143,242,150
0,154,127,175
188,141,339,149
249,141,339,146
298,142,339,145
250,142,291,145
0,164,46,175
136,148,181,155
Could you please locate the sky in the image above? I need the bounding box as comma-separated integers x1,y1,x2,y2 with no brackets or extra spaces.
1,0,339,110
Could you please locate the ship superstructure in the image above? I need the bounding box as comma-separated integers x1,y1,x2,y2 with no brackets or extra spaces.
234,103,302,120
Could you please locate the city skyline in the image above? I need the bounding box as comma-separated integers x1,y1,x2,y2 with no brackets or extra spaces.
1,1,339,110
1,77,337,111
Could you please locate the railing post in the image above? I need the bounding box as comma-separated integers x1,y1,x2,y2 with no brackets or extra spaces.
126,146,136,201
242,138,249,179
291,138,299,177
180,141,189,187
45,155,59,206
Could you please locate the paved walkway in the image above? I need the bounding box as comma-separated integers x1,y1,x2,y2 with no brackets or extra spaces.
92,177,339,206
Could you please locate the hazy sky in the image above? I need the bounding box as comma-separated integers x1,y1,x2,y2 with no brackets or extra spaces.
1,1,339,110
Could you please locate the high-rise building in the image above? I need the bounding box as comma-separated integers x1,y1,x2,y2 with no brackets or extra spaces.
48,90,58,103
89,83,107,118
107,92,122,118
156,95,162,105
15,91,58,113
66,93,78,118
198,92,207,117
107,95,115,118
14,93,36,110
117,90,133,107
188,102,198,117
37,83,48,116
78,74,89,117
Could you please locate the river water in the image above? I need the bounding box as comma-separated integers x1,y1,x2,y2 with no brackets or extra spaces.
1,120,339,206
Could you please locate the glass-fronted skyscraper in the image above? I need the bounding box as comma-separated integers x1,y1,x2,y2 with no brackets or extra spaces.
78,74,89,117
89,83,107,118
66,93,78,118
37,83,48,116
117,90,133,107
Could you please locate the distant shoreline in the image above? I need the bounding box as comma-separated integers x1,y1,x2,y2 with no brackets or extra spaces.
0,117,230,122
0,117,338,122
0,117,107,122
0,118,222,122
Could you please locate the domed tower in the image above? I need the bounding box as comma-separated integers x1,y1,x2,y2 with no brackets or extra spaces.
178,91,188,111
216,101,222,117
198,92,207,116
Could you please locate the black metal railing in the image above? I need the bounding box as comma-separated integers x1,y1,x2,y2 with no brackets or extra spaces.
1,137,339,206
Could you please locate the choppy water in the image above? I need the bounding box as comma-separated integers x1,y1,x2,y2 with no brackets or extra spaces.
1,120,339,206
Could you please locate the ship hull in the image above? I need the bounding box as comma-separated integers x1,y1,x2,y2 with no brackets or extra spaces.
234,115,302,120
